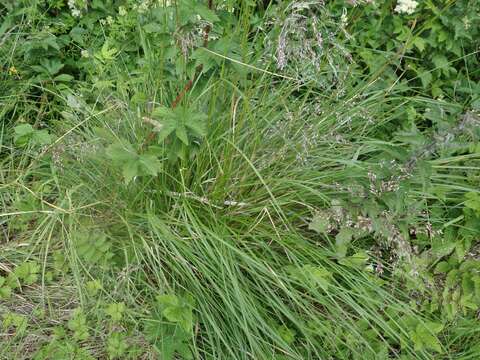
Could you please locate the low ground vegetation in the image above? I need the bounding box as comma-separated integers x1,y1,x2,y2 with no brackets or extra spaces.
1,0,479,359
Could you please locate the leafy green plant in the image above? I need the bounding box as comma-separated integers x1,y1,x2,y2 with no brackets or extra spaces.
13,124,52,147
85,279,102,296
74,231,113,266
106,142,162,184
150,106,208,161
143,294,196,359
0,276,12,299
2,312,28,336
402,318,444,354
67,309,89,341
105,302,126,323
106,332,128,359
14,261,40,285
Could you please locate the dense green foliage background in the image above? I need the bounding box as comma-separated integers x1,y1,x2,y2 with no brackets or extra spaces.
1,0,479,359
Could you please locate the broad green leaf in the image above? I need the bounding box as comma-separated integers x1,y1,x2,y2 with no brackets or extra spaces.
33,130,52,145
122,160,139,184
185,116,207,138
308,215,329,233
434,261,451,274
54,74,74,82
335,228,354,258
176,125,189,145
156,294,179,307
143,22,163,33
14,124,34,136
106,143,138,163
105,302,126,322
139,154,162,176
416,323,443,353
431,240,456,259
194,3,220,23
40,58,64,76
413,37,426,52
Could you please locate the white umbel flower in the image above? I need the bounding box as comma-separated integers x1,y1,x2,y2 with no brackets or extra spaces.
394,0,418,15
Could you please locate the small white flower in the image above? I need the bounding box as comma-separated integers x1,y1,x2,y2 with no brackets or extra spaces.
119,6,127,16
71,8,81,17
106,16,114,25
81,50,89,58
394,0,418,15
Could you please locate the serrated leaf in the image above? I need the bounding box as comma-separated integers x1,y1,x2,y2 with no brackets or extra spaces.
139,154,162,176
54,74,74,82
335,228,354,258
14,124,34,136
33,130,52,145
156,294,179,308
122,160,139,184
431,241,456,258
185,116,207,138
419,70,432,88
143,22,163,33
308,215,329,233
416,323,443,353
106,143,138,163
176,125,189,145
194,3,219,23
413,37,426,52
434,261,451,274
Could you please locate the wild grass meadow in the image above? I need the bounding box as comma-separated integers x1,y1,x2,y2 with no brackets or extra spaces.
1,1,479,359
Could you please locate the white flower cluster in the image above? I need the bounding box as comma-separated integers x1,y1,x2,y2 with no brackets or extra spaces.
394,0,418,15
133,0,153,14
68,0,87,18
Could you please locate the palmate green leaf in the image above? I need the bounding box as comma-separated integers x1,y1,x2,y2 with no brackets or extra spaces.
106,142,138,163
156,294,195,333
431,240,456,259
176,125,189,145
464,192,480,213
68,309,89,341
14,124,34,137
143,22,163,33
434,261,451,274
194,2,219,23
288,265,332,290
144,309,193,360
157,123,176,143
152,106,207,147
106,332,128,358
75,232,113,265
122,160,139,184
414,322,444,353
13,124,52,147
139,154,162,176
39,58,64,76
185,114,207,137
152,106,175,119
105,302,126,322
0,276,12,299
191,48,217,72
14,261,39,285
32,130,52,145
156,294,179,308
462,273,475,297
12,124,51,146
